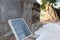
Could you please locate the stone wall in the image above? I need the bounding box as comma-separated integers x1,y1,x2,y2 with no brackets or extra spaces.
0,0,22,34
0,0,39,34
22,0,36,26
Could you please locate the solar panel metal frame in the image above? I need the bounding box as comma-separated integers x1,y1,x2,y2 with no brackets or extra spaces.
8,18,32,40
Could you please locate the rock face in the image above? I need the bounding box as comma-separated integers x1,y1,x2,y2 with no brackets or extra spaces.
22,0,38,26
22,1,40,33
0,0,22,34
0,0,39,34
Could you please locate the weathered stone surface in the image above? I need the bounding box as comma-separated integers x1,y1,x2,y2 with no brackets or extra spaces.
0,0,39,34
22,0,37,26
0,0,22,34
0,0,22,22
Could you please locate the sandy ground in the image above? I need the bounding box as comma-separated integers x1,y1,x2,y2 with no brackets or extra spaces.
25,21,60,40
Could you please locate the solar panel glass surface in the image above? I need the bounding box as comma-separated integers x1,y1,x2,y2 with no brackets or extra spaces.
8,18,31,40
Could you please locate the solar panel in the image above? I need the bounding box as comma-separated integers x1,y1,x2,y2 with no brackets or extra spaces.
8,18,32,40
